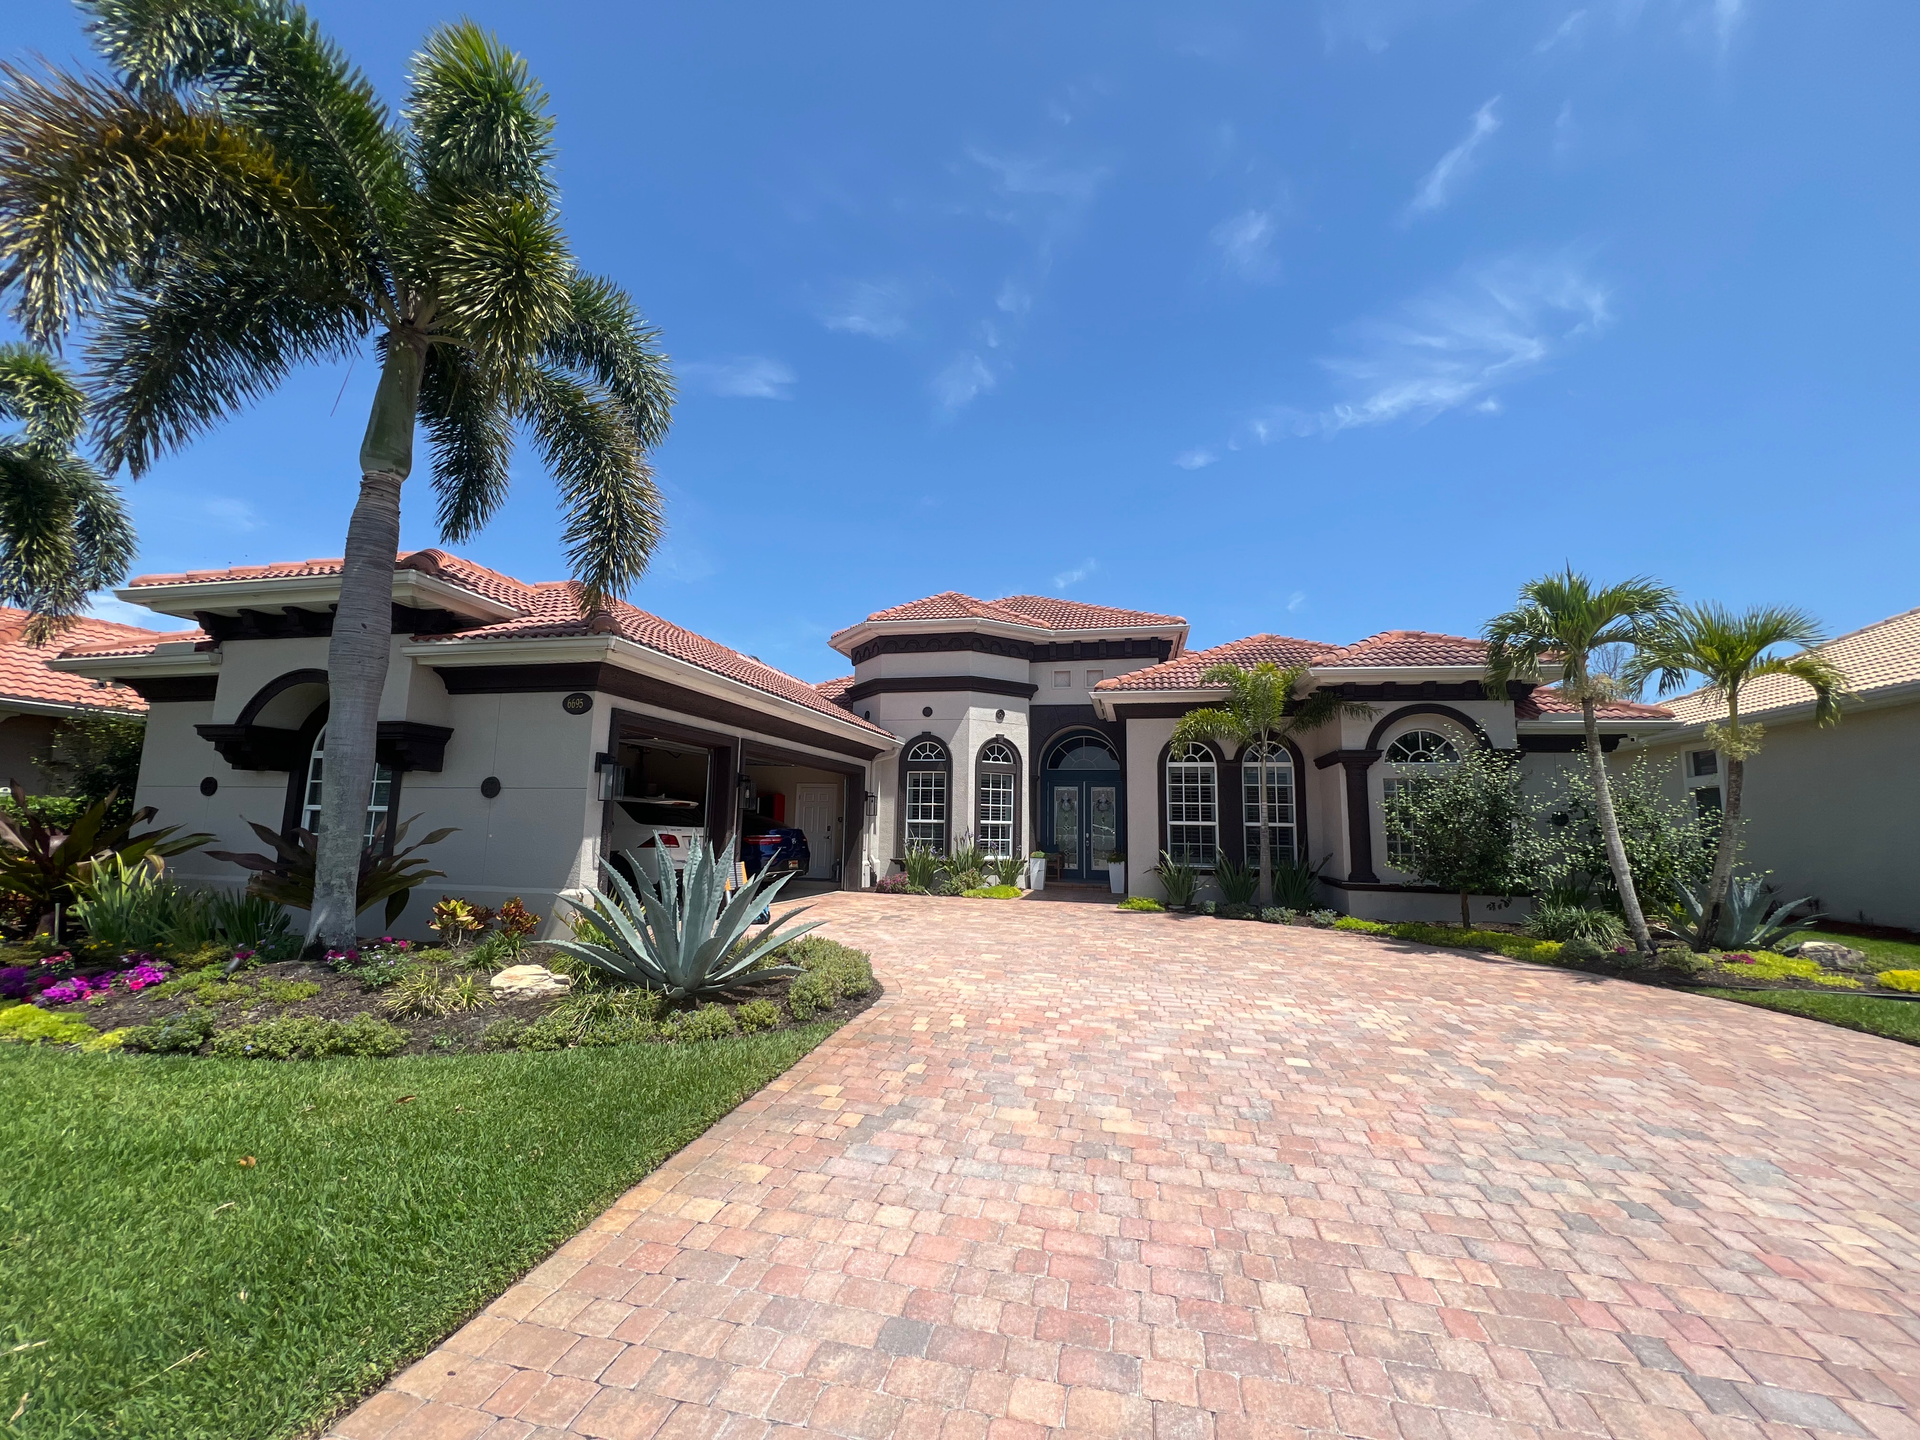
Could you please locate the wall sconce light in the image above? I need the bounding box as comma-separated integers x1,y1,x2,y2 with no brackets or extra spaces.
594,752,619,801
863,791,878,819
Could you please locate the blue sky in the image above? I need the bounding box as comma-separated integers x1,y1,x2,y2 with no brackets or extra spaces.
8,0,1918,681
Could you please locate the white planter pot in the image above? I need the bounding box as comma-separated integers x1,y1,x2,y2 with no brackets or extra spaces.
1028,857,1047,891
1108,861,1126,895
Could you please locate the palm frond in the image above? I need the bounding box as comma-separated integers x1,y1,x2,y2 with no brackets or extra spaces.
407,21,556,202
543,273,674,449
1632,602,1851,732
84,250,364,475
0,63,341,342
81,0,409,269
0,444,133,632
420,191,573,361
521,366,663,606
420,343,511,540
0,343,85,449
1484,568,1677,697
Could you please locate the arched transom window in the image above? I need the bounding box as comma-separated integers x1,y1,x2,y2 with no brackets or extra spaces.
904,739,949,853
976,741,1019,857
1241,741,1295,868
301,726,395,848
1046,734,1119,770
1382,728,1461,866
1166,741,1218,867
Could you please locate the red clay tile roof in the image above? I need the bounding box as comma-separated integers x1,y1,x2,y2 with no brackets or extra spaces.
1659,605,1920,725
1314,630,1488,668
1516,686,1673,721
1099,635,1333,691
1,610,165,713
413,585,891,736
864,591,1184,632
126,548,538,610
814,675,855,702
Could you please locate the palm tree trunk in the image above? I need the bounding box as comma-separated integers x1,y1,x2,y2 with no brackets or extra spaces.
1702,695,1743,947
307,338,422,950
1582,696,1655,956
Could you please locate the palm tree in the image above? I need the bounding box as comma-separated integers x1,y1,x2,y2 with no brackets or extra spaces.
1483,569,1677,956
0,345,135,639
1629,604,1847,948
0,1,673,948
1170,661,1369,908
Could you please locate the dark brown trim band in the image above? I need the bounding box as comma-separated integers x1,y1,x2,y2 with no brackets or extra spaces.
1517,733,1624,753
119,675,218,703
432,662,886,760
1364,704,1493,753
839,675,1038,704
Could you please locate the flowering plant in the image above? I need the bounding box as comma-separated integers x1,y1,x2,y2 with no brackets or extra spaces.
33,958,173,1006
1723,952,1757,965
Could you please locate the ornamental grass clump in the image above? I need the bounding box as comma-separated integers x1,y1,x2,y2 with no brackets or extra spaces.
550,839,820,1000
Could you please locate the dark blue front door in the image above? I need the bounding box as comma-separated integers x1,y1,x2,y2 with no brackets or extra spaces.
1040,734,1123,881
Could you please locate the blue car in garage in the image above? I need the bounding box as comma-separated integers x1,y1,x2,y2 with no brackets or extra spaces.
741,823,810,879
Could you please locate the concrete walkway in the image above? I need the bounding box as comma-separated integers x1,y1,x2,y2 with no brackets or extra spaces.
332,894,1920,1440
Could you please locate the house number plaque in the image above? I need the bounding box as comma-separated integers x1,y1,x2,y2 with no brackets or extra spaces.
562,692,593,715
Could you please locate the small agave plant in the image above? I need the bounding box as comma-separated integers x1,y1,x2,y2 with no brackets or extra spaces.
549,839,822,999
1680,874,1818,951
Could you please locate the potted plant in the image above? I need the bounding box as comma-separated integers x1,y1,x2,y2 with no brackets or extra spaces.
1107,852,1126,895
1028,851,1047,891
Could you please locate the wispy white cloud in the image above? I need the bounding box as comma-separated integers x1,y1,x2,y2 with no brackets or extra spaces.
1053,558,1099,590
1536,9,1588,52
1210,208,1281,282
202,497,262,532
821,280,911,340
679,356,796,400
651,542,717,584
1173,447,1220,471
1554,100,1578,155
932,353,997,413
967,148,1111,203
1406,98,1501,218
1287,591,1308,613
1312,253,1609,431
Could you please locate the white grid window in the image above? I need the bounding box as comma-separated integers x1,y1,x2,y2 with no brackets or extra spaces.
1166,742,1218,867
978,773,1014,856
905,739,948,853
1383,729,1459,867
302,726,395,848
1241,742,1295,868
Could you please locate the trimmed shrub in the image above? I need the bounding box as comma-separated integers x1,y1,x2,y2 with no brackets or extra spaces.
671,1004,739,1042
209,1015,410,1060
785,971,836,1021
122,1008,216,1054
735,999,781,1032
1258,907,1294,925
0,1003,99,1046
1117,896,1165,913
961,885,1021,899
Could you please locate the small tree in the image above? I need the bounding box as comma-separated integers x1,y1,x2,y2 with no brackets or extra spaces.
1545,753,1714,918
1170,661,1370,908
1381,747,1546,928
38,712,145,822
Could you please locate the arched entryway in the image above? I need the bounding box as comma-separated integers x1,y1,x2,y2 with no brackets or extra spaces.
1039,732,1123,882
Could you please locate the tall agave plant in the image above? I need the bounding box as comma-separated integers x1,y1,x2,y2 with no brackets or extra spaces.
550,839,822,999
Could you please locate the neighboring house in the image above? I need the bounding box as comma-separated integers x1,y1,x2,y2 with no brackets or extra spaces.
52,556,1696,929
1637,605,1920,932
0,607,158,788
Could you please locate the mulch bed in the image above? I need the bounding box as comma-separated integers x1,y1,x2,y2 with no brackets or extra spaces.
52,942,880,1056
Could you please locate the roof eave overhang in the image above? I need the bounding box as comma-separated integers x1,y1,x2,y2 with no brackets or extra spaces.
48,643,218,681
0,692,144,719
1656,678,1920,740
1516,716,1677,735
404,635,898,752
829,616,1189,658
118,572,521,623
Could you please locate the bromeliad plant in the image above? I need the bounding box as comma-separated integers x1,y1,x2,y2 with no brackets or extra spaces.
550,839,822,1001
0,789,210,928
207,816,452,928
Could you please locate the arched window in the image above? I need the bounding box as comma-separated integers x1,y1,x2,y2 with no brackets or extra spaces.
903,738,949,853
301,726,396,848
1046,734,1119,770
1241,741,1295,869
1165,741,1218,867
976,740,1020,857
1382,729,1460,866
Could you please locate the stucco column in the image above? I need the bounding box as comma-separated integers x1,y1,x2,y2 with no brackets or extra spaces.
1316,748,1383,885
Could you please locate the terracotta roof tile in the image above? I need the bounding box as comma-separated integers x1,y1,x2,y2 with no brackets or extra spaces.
1515,686,1673,721
2,610,167,713
414,586,891,737
814,675,855,702
1314,630,1488,668
1660,605,1920,725
125,548,539,611
1100,635,1333,691
864,591,1183,632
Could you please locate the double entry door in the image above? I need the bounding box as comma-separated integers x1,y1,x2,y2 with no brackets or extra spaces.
1047,776,1120,882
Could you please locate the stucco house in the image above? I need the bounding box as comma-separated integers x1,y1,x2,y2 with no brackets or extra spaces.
1637,605,1920,932
52,553,1693,931
0,607,160,787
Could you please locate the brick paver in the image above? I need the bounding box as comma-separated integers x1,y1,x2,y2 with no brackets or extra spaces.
331,895,1920,1440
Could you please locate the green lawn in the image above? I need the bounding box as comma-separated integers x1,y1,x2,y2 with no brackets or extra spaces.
1698,989,1920,1045
1812,930,1920,971
0,1029,834,1439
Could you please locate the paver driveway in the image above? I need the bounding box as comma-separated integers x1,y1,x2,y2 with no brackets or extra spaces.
334,895,1920,1440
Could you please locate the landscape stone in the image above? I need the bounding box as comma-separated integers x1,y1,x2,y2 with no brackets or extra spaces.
1789,940,1874,973
489,964,573,998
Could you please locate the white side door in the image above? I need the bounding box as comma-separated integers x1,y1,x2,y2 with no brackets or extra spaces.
795,783,837,880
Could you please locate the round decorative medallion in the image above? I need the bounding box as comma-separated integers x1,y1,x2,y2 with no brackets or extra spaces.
922,706,933,717
199,776,218,796
562,692,593,715
481,776,502,798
